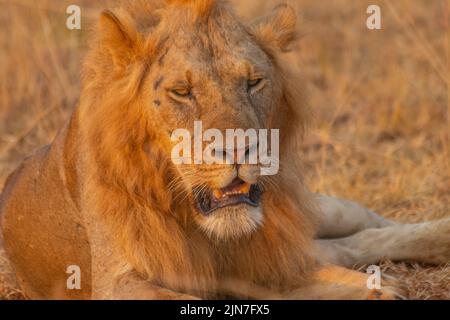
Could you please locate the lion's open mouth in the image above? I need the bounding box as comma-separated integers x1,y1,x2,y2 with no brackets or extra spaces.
194,178,262,216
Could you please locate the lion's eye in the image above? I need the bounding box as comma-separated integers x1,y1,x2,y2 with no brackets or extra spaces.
171,87,192,98
247,78,263,91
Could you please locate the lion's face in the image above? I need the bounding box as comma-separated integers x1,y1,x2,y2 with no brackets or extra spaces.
90,0,299,241
143,18,282,240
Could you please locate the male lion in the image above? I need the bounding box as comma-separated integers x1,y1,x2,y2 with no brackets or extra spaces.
0,0,449,300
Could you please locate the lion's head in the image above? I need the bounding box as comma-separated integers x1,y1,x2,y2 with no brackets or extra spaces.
78,0,317,296
81,0,311,243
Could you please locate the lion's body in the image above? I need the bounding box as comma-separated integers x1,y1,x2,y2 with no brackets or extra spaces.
0,107,315,299
0,118,93,299
1,0,449,300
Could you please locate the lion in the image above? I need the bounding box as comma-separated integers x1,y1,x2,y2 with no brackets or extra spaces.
0,0,449,300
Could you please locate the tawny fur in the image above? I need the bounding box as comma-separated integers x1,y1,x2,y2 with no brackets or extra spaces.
1,0,318,299
1,0,448,300
81,0,318,297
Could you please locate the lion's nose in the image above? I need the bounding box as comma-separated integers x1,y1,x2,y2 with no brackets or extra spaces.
211,143,258,165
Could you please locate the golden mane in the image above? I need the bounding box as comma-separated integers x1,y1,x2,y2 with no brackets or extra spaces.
79,0,318,298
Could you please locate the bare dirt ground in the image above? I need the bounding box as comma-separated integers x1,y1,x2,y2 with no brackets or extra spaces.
0,0,449,299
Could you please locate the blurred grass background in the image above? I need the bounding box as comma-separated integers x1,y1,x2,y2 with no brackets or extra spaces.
0,0,449,299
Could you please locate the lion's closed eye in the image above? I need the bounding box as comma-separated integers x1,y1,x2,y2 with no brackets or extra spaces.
167,83,193,102
247,77,266,93
171,86,192,98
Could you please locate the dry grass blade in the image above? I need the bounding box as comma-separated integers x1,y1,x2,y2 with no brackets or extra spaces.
0,0,449,300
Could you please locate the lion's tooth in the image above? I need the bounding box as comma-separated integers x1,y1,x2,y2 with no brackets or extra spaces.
213,189,224,199
238,183,251,194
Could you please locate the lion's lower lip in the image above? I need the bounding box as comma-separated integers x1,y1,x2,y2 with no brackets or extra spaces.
210,193,259,211
194,180,262,216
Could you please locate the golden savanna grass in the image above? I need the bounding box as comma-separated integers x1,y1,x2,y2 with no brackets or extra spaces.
0,0,449,299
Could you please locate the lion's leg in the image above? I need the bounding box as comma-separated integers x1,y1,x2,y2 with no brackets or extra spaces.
110,271,200,300
288,264,400,300
316,218,450,268
315,195,395,239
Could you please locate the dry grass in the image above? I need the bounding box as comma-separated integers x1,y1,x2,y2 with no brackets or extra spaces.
0,0,449,300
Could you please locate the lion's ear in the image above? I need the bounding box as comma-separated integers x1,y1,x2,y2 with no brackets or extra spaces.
250,4,298,53
99,9,143,59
